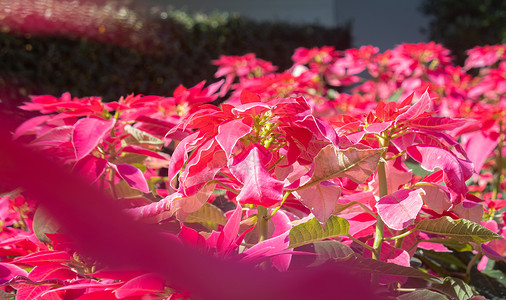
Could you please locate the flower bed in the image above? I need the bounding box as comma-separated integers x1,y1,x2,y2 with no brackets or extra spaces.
1,42,505,299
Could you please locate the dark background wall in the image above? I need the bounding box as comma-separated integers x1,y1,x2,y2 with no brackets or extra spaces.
147,0,430,51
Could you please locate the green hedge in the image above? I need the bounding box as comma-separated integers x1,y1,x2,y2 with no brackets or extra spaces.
0,5,351,114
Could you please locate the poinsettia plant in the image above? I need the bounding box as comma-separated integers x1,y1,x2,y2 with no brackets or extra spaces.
1,43,505,300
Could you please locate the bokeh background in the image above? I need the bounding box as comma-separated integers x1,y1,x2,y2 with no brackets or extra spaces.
1,0,505,125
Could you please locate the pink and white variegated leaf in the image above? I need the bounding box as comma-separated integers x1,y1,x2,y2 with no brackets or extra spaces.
27,264,77,282
376,188,425,230
29,125,73,147
215,119,251,158
171,183,217,221
239,231,293,271
205,205,253,257
15,265,77,300
229,144,284,207
302,145,384,188
110,163,150,193
461,130,499,175
414,182,451,214
395,90,432,124
39,279,122,297
391,132,416,152
167,131,202,187
378,245,411,285
294,180,341,223
88,269,148,282
369,159,412,196
72,155,107,183
297,115,339,146
406,117,467,132
13,250,72,266
364,121,392,134
121,145,169,161
113,273,165,299
179,225,207,250
407,145,474,203
417,241,452,253
180,147,227,196
12,115,51,140
231,102,271,116
452,200,484,224
124,192,182,222
0,262,28,282
72,117,115,161
215,205,243,256
240,89,261,104
481,244,506,263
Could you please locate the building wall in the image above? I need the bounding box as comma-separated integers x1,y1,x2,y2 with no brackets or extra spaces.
150,0,337,27
148,0,429,51
335,0,429,51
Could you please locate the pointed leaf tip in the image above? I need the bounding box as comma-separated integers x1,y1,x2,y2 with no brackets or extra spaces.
229,144,283,207
415,216,502,244
72,118,115,160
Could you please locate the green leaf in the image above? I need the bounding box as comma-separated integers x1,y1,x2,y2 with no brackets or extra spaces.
310,240,355,267
326,88,338,99
431,277,477,300
387,89,403,102
471,268,506,299
480,269,506,286
421,250,468,270
397,289,448,300
335,253,441,281
185,203,228,230
415,216,502,244
300,145,384,188
405,158,430,177
288,215,349,249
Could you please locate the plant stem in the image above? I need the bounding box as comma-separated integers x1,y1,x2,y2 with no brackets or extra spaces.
334,201,377,218
493,121,503,200
355,201,377,218
267,155,286,171
347,234,375,252
383,228,415,241
209,179,240,195
267,191,291,219
257,205,268,242
109,167,118,199
373,148,389,261
465,252,482,282
371,136,389,284
395,288,417,292
386,150,406,161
